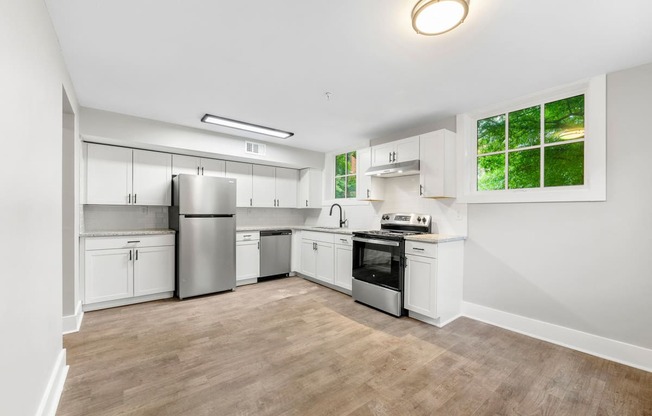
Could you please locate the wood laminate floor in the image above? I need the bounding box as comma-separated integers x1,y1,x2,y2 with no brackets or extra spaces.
58,277,652,416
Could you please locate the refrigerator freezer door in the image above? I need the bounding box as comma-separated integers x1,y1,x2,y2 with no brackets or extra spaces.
177,215,236,299
175,174,236,215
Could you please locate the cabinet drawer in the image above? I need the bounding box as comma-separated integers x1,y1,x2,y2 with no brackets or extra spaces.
302,231,335,244
334,235,353,246
236,231,260,242
85,234,175,250
405,241,437,258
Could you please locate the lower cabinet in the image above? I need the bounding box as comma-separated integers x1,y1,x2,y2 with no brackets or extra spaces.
83,234,175,311
236,232,260,285
404,240,464,327
300,231,352,292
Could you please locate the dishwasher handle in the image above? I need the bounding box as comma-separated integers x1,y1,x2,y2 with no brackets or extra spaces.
260,230,292,236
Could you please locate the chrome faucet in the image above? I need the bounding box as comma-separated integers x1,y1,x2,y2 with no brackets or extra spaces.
329,203,347,228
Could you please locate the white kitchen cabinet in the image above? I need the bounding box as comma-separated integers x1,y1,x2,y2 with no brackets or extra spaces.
301,240,318,277
251,165,298,208
82,234,175,311
132,149,173,206
419,129,456,198
356,147,385,201
226,161,254,207
85,143,171,206
85,144,132,205
133,245,175,296
314,242,334,284
403,239,464,327
298,168,322,208
172,154,225,177
84,248,133,304
300,232,335,284
275,167,298,208
236,232,260,285
333,236,353,291
371,136,420,166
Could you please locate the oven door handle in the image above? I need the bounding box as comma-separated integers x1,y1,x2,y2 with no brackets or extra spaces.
352,237,400,247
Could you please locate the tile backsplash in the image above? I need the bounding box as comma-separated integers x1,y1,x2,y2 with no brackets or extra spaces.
83,205,169,232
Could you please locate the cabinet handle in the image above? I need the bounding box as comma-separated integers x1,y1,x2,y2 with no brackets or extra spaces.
250,198,252,206
257,241,260,250
404,258,408,268
243,234,252,238
420,184,423,196
201,167,204,175
135,249,139,260
306,199,308,207
134,194,137,204
412,247,425,251
388,152,392,163
313,242,316,250
197,166,200,175
129,250,132,261
392,151,396,163
340,238,348,243
127,240,140,243
128,194,131,204
367,189,370,198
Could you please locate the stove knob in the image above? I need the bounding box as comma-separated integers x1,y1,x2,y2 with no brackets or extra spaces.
422,217,427,223
417,216,421,222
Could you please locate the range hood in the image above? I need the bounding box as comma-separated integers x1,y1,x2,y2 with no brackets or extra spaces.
365,160,420,178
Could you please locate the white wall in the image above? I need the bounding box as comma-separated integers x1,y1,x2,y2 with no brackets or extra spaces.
80,107,325,169
0,0,79,415
463,62,652,350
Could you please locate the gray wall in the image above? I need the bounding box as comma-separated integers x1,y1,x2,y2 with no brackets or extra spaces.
0,0,80,414
463,62,652,349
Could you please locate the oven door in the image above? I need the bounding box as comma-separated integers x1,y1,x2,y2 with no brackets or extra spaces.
352,237,403,291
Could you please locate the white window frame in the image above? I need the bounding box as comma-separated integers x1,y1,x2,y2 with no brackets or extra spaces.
456,74,606,203
322,150,369,207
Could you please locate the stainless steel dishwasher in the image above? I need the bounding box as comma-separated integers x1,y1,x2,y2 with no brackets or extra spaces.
259,230,292,278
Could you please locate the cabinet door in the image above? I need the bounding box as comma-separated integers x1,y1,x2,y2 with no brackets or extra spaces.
419,130,456,198
300,240,316,277
314,242,334,284
298,169,310,208
371,142,395,166
133,149,172,206
236,240,260,281
356,147,384,201
275,167,298,208
133,245,175,296
333,245,353,290
85,248,133,304
172,154,201,176
404,254,437,318
201,158,226,177
395,136,420,162
252,165,276,207
85,144,132,205
226,161,253,208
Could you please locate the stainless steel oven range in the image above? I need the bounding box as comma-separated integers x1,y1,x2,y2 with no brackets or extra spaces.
352,213,431,317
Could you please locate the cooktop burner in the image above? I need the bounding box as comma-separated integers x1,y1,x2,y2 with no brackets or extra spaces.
353,213,432,241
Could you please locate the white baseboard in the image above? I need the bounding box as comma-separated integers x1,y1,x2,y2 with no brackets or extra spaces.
62,301,84,334
35,349,68,416
463,301,652,373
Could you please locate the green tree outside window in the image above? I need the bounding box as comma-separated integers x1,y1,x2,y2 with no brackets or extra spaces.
335,151,356,198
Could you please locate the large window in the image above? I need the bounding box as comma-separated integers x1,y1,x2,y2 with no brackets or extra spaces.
477,95,585,191
457,75,606,203
335,151,356,199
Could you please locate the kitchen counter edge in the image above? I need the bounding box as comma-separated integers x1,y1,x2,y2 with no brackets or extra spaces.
237,226,357,235
404,234,466,243
80,229,176,237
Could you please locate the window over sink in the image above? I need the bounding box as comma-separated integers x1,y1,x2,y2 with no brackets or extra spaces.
335,151,357,199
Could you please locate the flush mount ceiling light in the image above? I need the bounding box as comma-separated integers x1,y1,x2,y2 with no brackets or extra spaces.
412,0,469,36
201,114,294,139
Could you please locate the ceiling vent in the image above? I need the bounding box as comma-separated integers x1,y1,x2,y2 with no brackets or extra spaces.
245,141,266,156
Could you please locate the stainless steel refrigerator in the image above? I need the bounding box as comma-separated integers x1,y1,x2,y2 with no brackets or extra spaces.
170,174,237,299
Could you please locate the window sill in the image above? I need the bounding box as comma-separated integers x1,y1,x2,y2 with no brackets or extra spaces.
321,198,371,207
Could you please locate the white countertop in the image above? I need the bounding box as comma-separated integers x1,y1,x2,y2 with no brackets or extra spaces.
404,233,466,243
80,229,176,237
236,225,358,235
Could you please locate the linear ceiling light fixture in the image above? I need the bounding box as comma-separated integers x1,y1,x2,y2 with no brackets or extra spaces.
201,114,294,139
412,0,469,36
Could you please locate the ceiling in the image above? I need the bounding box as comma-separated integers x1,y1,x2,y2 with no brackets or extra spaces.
45,0,652,153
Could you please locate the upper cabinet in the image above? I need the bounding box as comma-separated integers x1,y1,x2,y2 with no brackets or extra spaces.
298,168,322,208
85,143,171,206
356,147,384,201
226,161,253,208
172,155,225,177
419,130,456,198
251,165,298,208
371,136,420,167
